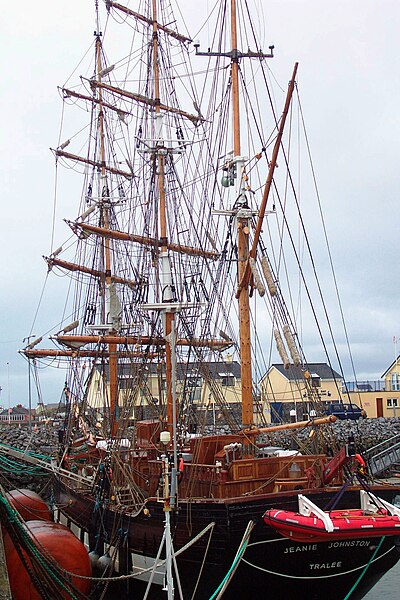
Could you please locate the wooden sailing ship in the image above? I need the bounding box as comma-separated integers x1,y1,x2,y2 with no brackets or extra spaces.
20,1,400,598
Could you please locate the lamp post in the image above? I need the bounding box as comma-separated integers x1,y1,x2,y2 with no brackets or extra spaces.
394,335,399,417
23,335,36,432
7,362,10,425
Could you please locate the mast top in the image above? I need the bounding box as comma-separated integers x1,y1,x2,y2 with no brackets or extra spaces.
106,1,192,44
194,44,274,60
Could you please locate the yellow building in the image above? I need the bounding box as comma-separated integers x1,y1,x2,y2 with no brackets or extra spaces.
345,357,400,418
85,360,243,422
259,358,400,422
260,363,342,423
82,357,400,424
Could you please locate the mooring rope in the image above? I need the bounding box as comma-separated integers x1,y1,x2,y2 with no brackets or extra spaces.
342,536,385,600
209,520,255,600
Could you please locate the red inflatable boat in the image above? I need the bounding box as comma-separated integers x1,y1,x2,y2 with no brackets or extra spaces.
264,491,400,543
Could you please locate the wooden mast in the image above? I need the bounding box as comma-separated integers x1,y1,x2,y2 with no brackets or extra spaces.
231,0,253,428
95,28,118,437
151,0,174,428
193,3,273,430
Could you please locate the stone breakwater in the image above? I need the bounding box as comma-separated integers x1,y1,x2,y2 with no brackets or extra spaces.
262,417,400,452
1,417,400,455
0,424,58,493
204,417,400,453
0,424,58,455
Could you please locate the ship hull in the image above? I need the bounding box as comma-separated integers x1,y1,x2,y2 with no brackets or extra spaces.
53,478,400,599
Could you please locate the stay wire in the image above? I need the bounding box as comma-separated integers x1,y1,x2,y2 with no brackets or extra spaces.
296,88,360,399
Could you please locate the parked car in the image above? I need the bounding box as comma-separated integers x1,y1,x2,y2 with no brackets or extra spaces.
327,402,367,420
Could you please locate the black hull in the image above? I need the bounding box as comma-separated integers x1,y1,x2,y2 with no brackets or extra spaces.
53,478,400,599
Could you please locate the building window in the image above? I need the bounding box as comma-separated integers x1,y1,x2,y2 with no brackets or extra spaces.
218,372,235,387
310,373,321,388
391,373,400,391
387,398,398,408
187,377,202,388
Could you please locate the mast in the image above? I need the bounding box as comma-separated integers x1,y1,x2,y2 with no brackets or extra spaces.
231,0,241,157
95,18,118,437
195,1,273,429
151,0,175,428
230,0,252,427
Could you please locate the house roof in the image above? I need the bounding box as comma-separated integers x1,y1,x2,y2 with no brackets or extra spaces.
268,363,342,382
93,360,242,381
0,406,29,416
45,403,66,410
381,356,400,378
35,402,66,413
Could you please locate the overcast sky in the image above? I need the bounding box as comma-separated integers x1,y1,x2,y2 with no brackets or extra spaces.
1,0,400,408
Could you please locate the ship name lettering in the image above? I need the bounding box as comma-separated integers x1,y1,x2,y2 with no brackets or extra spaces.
283,544,317,554
328,540,370,549
309,562,342,570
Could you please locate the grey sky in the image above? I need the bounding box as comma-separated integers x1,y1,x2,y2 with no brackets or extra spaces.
1,0,399,408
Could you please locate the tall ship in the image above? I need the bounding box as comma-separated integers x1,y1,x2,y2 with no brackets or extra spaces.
18,0,400,598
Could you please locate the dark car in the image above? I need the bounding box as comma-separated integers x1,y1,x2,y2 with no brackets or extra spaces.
327,402,367,420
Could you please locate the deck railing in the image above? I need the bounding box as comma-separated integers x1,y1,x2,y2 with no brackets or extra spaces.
364,433,400,476
343,380,386,392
